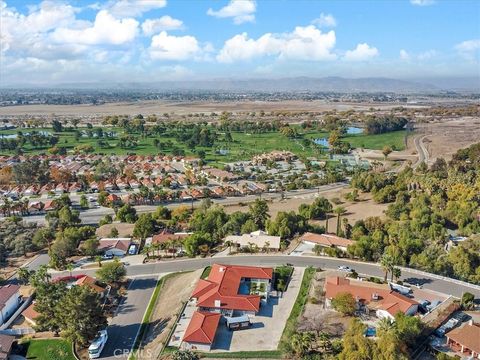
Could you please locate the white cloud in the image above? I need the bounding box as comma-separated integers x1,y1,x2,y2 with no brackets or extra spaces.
52,10,138,45
217,25,336,63
400,49,410,60
455,39,480,52
344,43,379,61
417,49,436,60
207,0,256,24
455,39,480,61
105,0,167,17
312,13,337,27
142,16,183,36
410,0,435,6
149,31,202,60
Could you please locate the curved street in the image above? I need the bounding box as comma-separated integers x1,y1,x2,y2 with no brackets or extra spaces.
62,255,480,298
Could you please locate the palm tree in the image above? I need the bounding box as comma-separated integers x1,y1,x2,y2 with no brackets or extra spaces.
95,255,103,268
66,263,74,279
333,206,347,236
380,253,395,283
392,267,401,282
291,331,314,358
377,317,396,337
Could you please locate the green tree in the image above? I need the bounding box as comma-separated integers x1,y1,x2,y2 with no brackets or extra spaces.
56,286,107,346
380,253,395,283
116,204,138,223
32,227,55,251
133,213,155,244
99,214,113,226
331,292,356,315
81,238,99,257
96,259,126,285
461,292,475,310
290,331,315,357
248,199,270,230
109,227,119,238
17,267,34,285
172,350,199,360
338,319,376,360
382,145,393,160
333,206,347,236
79,195,89,209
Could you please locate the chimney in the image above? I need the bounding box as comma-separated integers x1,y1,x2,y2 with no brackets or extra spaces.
468,319,474,326
219,267,225,272
214,299,221,307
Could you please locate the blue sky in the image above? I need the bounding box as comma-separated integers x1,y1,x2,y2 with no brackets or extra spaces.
1,0,479,85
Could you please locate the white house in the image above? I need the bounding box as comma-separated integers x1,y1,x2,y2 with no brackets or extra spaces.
0,284,21,326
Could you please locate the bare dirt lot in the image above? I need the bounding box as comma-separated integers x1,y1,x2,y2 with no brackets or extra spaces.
141,270,202,358
415,117,480,163
0,100,413,116
225,189,388,230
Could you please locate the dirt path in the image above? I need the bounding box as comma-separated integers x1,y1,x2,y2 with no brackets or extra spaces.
140,270,202,358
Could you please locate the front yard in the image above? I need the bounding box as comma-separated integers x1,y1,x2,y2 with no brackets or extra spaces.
21,338,75,360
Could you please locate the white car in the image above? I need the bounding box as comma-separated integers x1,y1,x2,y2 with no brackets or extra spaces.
338,265,353,273
88,330,108,359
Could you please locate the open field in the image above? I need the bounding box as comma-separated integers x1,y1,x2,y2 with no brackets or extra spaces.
0,100,423,116
415,117,480,163
224,187,388,229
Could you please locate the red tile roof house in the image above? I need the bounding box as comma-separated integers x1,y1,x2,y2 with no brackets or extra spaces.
324,277,418,321
181,264,273,351
21,302,40,326
0,284,21,326
299,232,354,252
446,320,480,358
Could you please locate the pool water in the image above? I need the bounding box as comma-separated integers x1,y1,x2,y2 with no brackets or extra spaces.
238,283,250,295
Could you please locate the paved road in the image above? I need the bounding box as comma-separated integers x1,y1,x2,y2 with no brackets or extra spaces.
57,256,480,298
21,182,348,225
413,134,429,168
24,253,50,271
101,275,159,359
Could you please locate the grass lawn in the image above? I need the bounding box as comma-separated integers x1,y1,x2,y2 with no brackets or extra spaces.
344,130,407,150
278,266,316,351
23,338,75,360
0,126,406,159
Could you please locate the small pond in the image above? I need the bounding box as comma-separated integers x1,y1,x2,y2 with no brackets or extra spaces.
346,126,364,134
313,138,329,147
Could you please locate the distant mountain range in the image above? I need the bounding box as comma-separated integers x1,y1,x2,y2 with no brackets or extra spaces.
5,76,479,93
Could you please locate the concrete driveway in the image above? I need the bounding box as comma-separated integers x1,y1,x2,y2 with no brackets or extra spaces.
100,275,159,359
212,267,306,351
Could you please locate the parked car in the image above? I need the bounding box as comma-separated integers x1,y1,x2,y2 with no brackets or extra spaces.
338,265,353,273
88,329,108,359
102,253,114,260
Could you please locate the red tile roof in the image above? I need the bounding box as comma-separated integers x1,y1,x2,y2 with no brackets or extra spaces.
75,275,105,293
22,302,40,322
324,277,417,317
192,264,272,312
152,230,188,244
183,311,221,344
446,322,480,354
300,232,354,248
